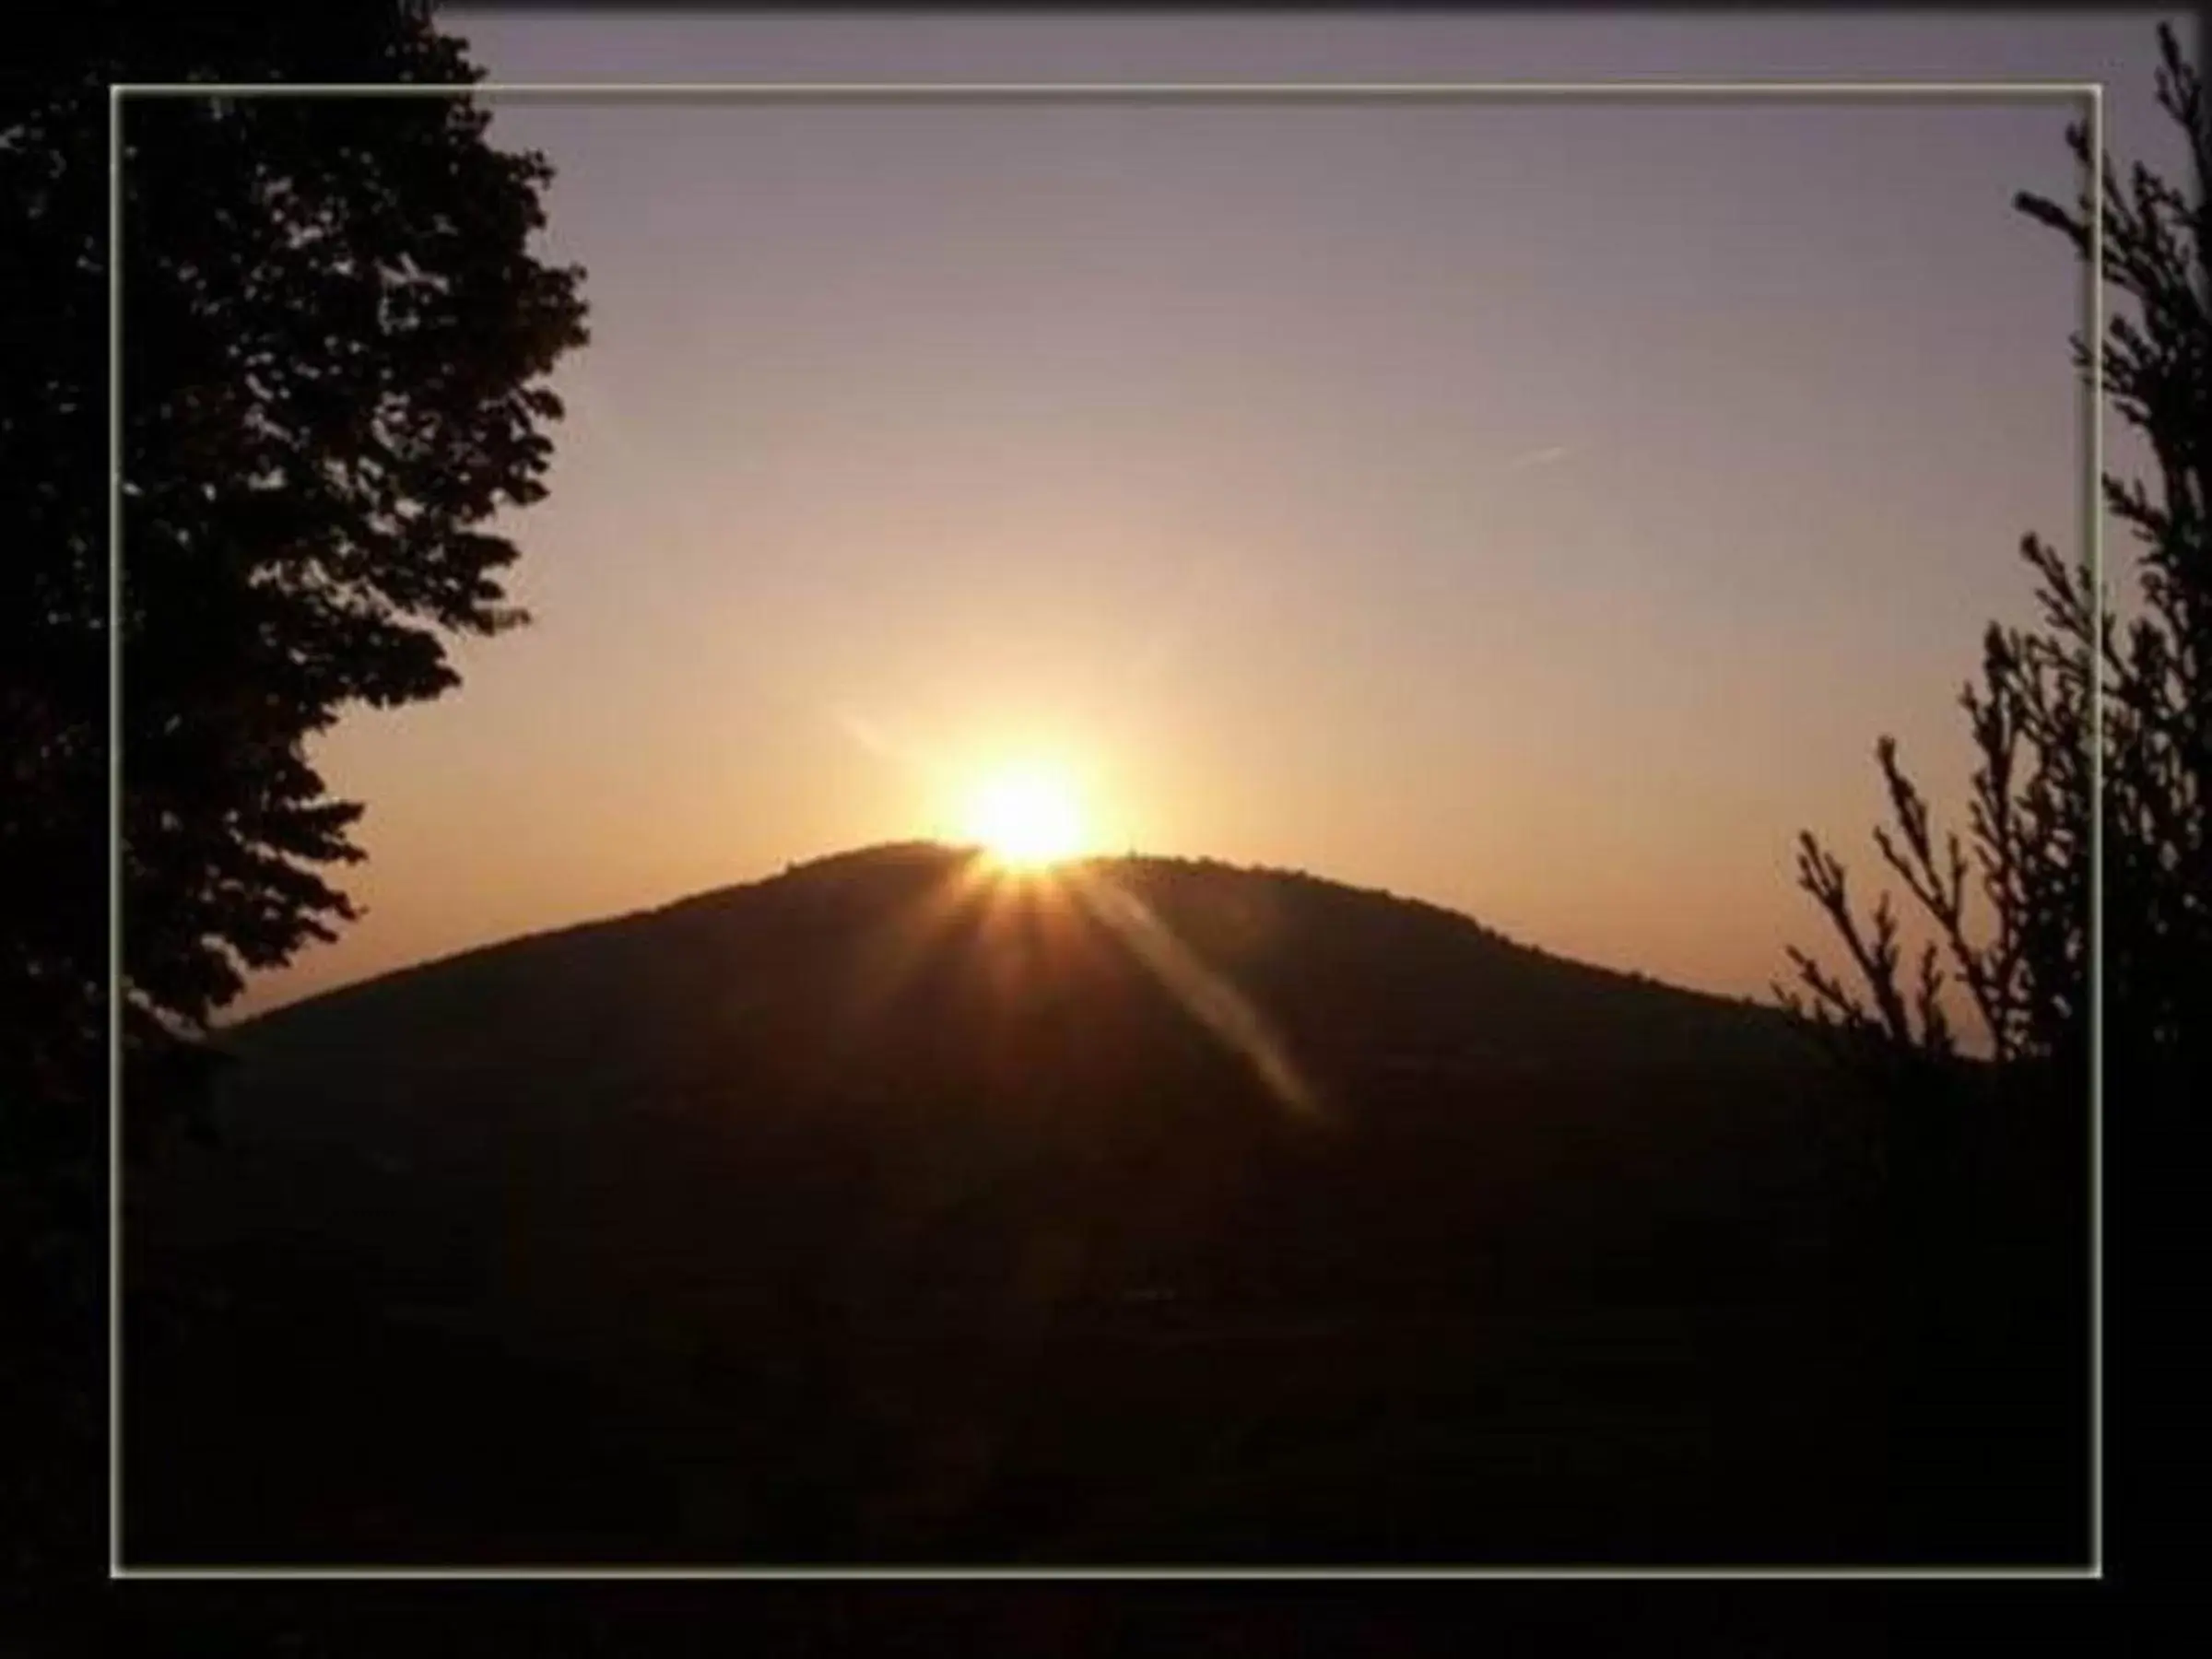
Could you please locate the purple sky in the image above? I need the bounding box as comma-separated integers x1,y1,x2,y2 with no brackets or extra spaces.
227,8,2183,1024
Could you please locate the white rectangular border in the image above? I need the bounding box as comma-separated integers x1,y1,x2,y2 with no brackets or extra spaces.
109,77,2107,1583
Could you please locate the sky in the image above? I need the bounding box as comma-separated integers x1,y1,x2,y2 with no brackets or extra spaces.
224,7,2186,1022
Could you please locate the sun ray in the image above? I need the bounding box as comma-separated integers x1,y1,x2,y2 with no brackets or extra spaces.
1065,865,1326,1126
830,852,996,1047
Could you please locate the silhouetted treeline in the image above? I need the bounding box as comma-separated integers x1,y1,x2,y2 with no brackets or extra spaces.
3,0,583,1619
1779,22,2208,1575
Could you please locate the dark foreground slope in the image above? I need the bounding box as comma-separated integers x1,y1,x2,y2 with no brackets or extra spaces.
124,845,2087,1566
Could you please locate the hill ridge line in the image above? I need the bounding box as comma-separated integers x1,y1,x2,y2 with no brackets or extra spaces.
229,841,1780,1033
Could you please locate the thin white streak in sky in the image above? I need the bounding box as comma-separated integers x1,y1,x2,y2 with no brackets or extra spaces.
1506,444,1572,472
831,707,957,789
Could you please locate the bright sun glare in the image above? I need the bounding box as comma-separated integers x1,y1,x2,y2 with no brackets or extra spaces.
959,765,1089,869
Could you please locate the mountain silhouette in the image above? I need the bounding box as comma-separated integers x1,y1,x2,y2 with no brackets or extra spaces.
124,844,2077,1566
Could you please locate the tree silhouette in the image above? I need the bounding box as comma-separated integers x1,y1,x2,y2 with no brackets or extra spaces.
2,4,587,1139
1779,23,2207,1123
1,0,584,1595
1775,30,2200,1562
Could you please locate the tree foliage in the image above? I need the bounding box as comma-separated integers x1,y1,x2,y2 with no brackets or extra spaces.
1,2,584,1592
1,3,588,1133
1780,23,2208,1116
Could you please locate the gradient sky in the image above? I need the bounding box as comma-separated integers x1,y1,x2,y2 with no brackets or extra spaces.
225,8,2183,1022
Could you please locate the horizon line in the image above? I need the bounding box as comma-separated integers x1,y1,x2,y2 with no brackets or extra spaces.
204,836,1792,1033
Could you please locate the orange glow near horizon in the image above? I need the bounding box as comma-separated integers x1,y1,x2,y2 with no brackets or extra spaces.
217,35,2105,1034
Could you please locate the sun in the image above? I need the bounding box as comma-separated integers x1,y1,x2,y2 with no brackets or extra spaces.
959,764,1090,869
